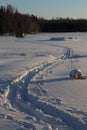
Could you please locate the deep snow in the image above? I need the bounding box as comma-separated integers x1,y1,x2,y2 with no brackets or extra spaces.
0,33,87,130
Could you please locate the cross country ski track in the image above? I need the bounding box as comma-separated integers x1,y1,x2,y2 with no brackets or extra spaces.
2,43,87,130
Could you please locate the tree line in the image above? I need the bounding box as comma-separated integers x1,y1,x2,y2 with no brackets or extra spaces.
0,5,40,36
1,5,87,37
40,18,87,32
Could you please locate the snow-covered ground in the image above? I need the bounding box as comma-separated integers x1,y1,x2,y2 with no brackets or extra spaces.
0,33,87,130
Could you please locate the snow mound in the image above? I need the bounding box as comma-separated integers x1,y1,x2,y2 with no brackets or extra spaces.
67,37,78,40
69,69,84,79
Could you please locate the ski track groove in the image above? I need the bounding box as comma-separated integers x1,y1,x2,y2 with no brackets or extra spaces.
3,47,87,130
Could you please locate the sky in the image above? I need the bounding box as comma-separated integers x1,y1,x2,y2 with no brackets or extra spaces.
0,0,87,19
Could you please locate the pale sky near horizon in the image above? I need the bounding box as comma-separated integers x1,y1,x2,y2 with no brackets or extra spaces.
0,0,87,19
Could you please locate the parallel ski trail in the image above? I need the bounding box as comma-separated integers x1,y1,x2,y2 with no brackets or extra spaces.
4,46,87,130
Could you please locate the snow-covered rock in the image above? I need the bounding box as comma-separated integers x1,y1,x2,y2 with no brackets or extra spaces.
69,69,84,79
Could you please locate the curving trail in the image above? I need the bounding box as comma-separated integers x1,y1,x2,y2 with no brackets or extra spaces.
4,44,87,130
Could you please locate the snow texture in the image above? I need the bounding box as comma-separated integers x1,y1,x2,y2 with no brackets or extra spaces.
0,33,87,130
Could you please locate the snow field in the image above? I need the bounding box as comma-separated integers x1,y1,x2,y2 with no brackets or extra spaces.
0,33,87,129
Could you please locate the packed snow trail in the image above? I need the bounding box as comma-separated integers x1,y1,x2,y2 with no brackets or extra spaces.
7,54,59,104
7,47,72,104
4,46,86,130
0,34,87,130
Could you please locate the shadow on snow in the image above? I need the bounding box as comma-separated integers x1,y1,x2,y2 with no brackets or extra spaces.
30,77,70,84
72,54,87,59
